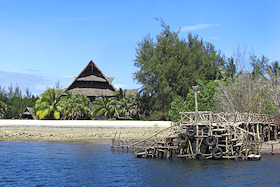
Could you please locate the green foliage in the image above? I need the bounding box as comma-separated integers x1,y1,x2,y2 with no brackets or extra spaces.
113,88,127,100
114,89,140,120
262,100,279,115
136,92,156,120
183,80,218,113
62,93,91,119
0,100,8,119
267,61,280,78
168,80,218,122
133,21,224,119
219,57,243,82
35,88,64,119
168,95,187,122
141,111,166,121
251,55,269,78
91,97,117,119
0,85,38,119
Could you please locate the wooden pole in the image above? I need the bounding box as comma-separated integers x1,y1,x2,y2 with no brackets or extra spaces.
268,125,271,141
195,91,198,113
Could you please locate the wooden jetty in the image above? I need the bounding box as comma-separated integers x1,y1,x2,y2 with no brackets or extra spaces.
111,111,280,161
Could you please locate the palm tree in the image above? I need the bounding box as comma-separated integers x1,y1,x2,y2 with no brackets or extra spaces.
91,97,117,119
251,55,269,78
114,89,140,119
35,88,65,119
113,88,126,100
267,61,280,81
124,94,140,119
63,94,91,119
223,57,243,82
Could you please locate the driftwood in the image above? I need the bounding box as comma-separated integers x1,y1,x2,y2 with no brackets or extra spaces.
111,112,280,161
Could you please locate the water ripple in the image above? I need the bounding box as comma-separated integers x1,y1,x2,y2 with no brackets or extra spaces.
0,141,279,186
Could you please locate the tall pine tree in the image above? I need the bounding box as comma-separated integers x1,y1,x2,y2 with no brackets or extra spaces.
133,21,224,119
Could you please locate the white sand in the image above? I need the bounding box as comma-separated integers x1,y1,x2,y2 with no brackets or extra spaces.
0,120,172,128
0,120,171,143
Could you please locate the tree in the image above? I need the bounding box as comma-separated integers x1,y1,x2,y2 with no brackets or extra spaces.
0,85,38,119
168,80,218,122
113,89,140,120
222,57,243,82
168,95,186,122
62,94,91,119
35,88,65,119
133,20,224,119
136,91,155,120
267,61,280,78
91,97,117,119
266,61,280,111
0,100,8,119
6,84,23,118
214,74,278,115
0,86,8,118
125,95,140,120
214,54,280,115
251,55,269,78
185,80,218,112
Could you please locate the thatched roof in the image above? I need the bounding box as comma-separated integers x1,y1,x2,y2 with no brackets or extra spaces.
65,60,117,97
124,89,138,96
106,77,114,84
20,107,37,120
77,75,106,82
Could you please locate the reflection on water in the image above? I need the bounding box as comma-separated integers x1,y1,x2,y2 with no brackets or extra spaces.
0,142,279,186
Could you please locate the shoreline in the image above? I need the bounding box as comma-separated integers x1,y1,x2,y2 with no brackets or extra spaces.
0,125,166,144
0,119,172,128
0,120,279,155
0,120,170,144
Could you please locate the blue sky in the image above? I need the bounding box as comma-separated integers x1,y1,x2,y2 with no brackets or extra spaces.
0,0,279,95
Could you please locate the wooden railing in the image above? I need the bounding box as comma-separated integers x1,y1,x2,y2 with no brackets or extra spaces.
179,112,276,125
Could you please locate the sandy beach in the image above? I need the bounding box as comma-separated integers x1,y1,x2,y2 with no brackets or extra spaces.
0,120,170,144
0,120,279,154
0,126,167,144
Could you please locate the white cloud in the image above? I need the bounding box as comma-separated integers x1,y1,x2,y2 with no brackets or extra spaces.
0,69,75,95
62,75,75,78
114,84,127,89
180,24,220,32
1,69,45,75
0,70,49,95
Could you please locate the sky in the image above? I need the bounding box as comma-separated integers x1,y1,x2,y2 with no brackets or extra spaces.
0,0,279,95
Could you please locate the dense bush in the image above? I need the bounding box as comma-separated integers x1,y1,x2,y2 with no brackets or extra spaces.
0,85,38,119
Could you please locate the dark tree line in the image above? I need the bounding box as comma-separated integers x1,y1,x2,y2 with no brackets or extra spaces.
133,21,280,121
1,21,279,121
0,85,38,119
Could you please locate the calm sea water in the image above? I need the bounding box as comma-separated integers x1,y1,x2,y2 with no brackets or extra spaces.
0,142,279,186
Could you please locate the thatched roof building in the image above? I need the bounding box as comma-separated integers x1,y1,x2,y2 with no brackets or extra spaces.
64,60,138,100
20,107,37,120
64,60,117,99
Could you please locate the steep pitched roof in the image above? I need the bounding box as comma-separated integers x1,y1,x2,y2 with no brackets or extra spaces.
20,107,38,120
64,60,117,97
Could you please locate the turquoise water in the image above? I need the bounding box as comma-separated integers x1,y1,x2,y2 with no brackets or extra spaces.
0,142,279,186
